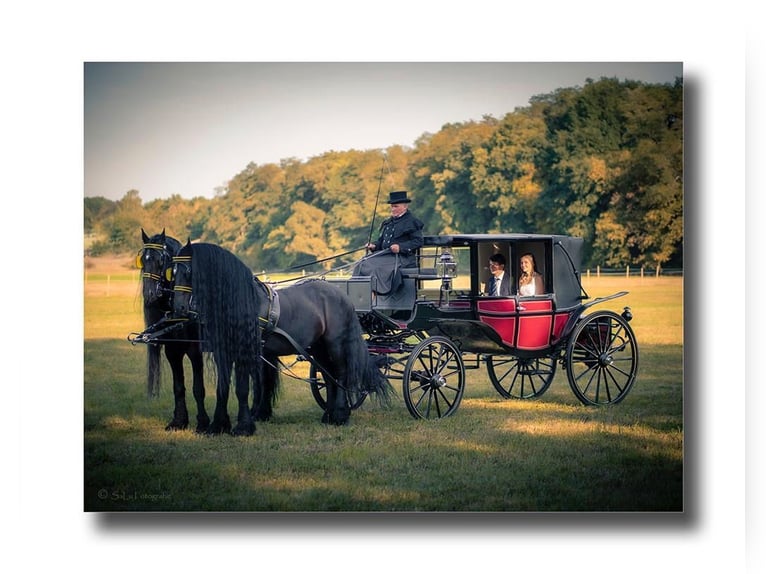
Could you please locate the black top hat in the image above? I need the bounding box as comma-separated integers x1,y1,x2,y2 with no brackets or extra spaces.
387,190,411,204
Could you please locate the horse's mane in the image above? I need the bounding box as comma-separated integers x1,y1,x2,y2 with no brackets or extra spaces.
162,235,183,255
186,242,263,375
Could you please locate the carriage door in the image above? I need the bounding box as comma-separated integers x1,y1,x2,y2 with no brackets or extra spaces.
476,241,518,347
513,240,555,351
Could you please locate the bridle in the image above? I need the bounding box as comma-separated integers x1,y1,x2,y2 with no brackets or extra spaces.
137,241,175,302
171,254,197,318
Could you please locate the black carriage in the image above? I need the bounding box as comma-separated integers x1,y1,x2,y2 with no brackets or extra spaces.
319,233,639,420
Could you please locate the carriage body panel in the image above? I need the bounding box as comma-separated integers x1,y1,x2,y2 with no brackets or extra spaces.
345,233,588,355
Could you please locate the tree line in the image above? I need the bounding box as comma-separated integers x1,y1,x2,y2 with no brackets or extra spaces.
84,76,683,271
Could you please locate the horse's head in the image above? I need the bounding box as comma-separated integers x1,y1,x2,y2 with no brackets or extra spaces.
137,228,180,306
171,239,196,318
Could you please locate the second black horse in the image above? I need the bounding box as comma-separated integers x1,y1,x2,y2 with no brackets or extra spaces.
170,240,392,436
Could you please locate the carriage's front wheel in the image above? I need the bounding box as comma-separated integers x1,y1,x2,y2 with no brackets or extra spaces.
403,336,465,420
565,310,639,405
486,355,557,399
309,364,367,411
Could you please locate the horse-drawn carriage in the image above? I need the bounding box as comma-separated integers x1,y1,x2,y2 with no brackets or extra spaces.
319,233,639,419
130,230,638,433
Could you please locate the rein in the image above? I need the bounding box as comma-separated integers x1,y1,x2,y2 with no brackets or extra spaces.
261,246,392,286
253,245,368,284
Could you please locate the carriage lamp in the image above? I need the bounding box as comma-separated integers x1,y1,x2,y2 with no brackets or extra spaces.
438,247,457,277
438,247,457,291
622,306,633,322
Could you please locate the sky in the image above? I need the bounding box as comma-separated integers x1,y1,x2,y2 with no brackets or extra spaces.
84,62,682,203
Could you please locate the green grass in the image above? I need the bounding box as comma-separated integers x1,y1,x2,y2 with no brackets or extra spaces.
84,275,683,512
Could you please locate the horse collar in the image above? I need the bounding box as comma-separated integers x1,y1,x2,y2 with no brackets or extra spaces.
259,283,281,332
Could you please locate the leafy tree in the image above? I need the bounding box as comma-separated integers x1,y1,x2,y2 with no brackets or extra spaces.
470,106,547,232
408,119,498,234
95,190,146,253
84,78,684,271
264,201,333,268
84,196,116,234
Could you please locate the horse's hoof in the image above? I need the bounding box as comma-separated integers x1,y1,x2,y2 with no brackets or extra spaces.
231,424,255,437
207,422,232,435
196,416,211,433
165,420,189,431
321,412,349,426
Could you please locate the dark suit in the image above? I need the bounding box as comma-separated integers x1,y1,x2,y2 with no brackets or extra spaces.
484,272,512,296
370,210,424,268
353,210,424,294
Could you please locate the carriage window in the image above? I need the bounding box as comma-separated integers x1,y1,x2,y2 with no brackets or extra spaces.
478,241,512,296
515,242,549,296
417,245,471,293
449,246,471,292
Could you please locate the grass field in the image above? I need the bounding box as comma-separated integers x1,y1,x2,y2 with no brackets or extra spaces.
84,256,683,512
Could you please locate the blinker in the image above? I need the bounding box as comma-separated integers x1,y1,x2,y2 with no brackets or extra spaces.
165,267,174,282
135,253,144,269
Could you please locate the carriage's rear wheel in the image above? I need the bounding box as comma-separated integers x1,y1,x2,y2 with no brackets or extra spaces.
403,336,465,420
565,310,639,405
309,364,367,411
486,355,557,399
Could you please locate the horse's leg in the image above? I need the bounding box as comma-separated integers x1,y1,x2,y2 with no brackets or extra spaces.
164,343,190,430
311,347,336,424
328,341,352,425
189,344,209,433
328,373,351,425
319,352,350,426
232,361,255,436
251,356,276,422
147,344,162,399
208,357,232,434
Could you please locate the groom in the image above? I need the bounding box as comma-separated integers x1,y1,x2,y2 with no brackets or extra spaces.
484,253,511,296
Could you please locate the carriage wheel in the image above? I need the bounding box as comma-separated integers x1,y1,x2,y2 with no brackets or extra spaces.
373,353,408,385
565,310,639,405
309,364,367,411
486,355,557,399
403,336,465,420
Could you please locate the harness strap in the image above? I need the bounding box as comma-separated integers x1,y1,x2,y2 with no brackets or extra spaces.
257,281,281,330
265,324,339,388
142,272,163,281
254,282,339,387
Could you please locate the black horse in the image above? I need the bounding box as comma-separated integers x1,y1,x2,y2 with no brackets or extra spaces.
170,240,392,435
137,229,210,432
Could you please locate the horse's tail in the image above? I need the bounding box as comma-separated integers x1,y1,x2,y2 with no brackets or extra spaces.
364,352,395,406
146,343,162,398
344,328,395,406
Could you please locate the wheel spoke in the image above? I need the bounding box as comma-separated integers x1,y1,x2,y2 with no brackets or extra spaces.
488,355,556,400
566,311,639,405
404,337,465,419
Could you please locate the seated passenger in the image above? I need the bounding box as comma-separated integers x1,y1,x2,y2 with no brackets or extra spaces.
353,190,424,295
484,253,511,296
518,252,545,296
